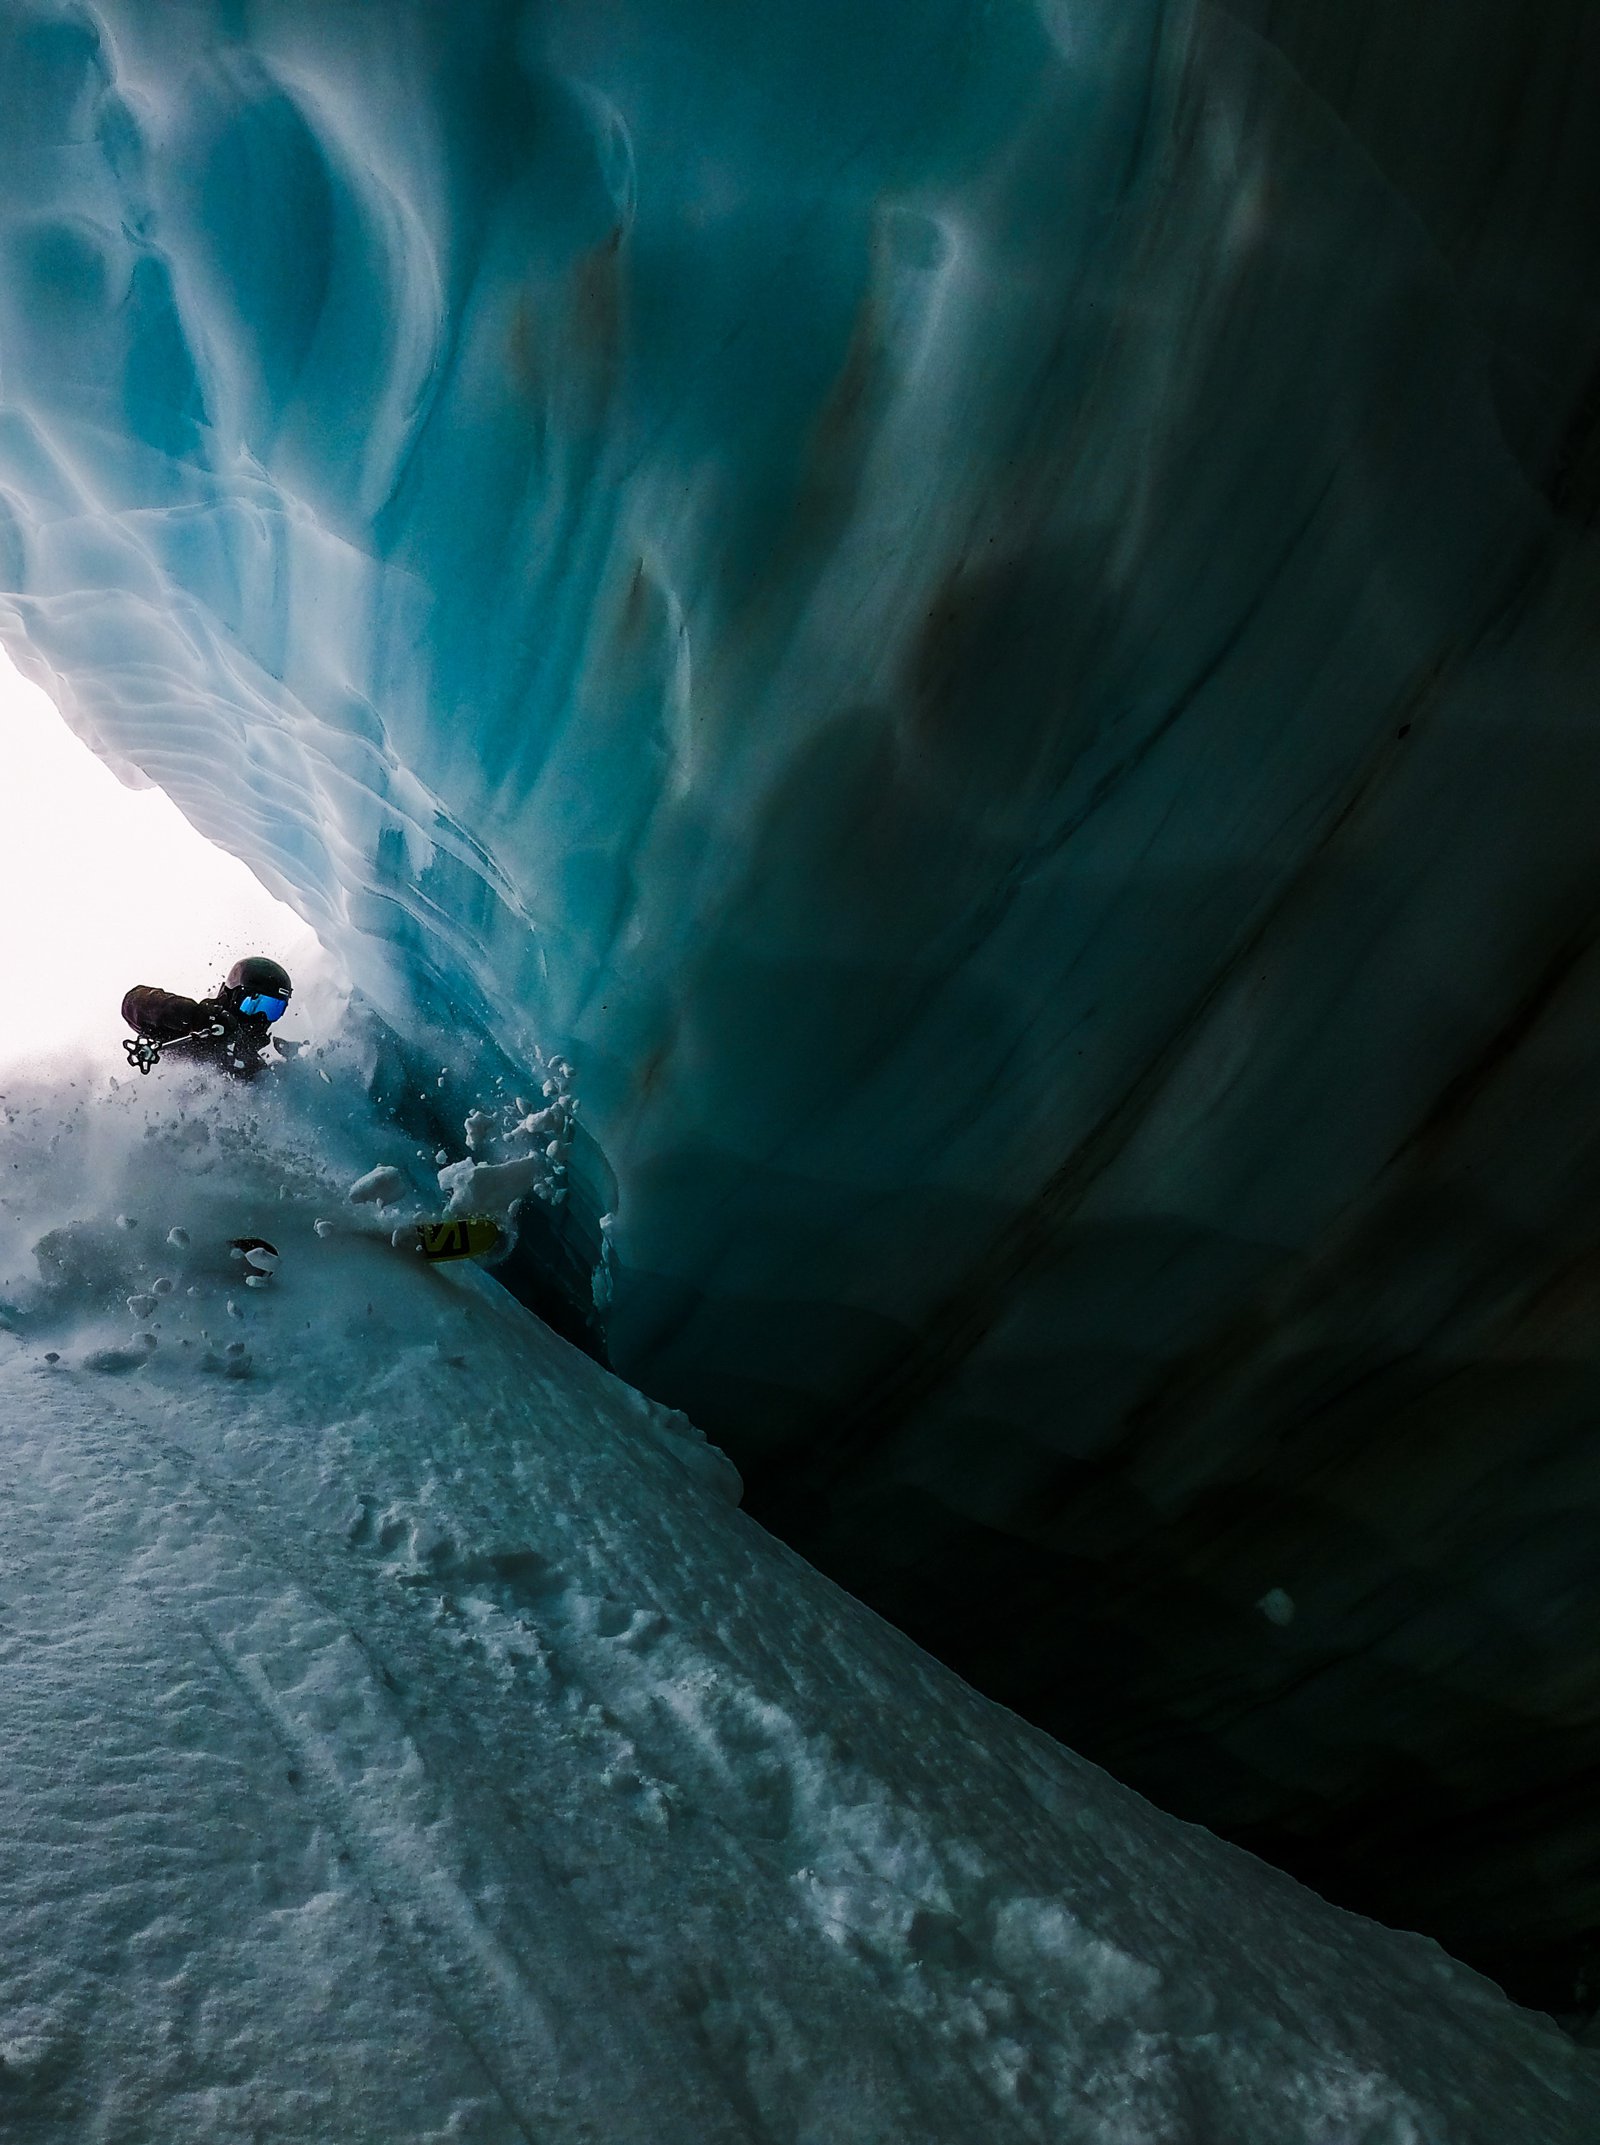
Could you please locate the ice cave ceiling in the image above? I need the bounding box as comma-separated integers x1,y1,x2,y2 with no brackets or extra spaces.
2,0,1599,2012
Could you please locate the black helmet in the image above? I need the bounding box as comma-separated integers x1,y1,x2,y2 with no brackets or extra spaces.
223,956,293,1018
226,956,292,999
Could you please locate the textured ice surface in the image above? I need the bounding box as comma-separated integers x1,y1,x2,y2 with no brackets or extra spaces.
5,0,1600,1999
0,1061,1596,2141
0,0,1590,1431
1,0,1516,1356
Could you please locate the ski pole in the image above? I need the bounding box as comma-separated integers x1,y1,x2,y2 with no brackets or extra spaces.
122,1020,227,1075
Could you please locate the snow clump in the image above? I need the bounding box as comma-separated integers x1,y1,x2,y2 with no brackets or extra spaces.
435,1045,580,1219
348,1164,409,1207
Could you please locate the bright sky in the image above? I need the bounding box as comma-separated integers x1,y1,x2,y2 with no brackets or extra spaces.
0,644,319,1071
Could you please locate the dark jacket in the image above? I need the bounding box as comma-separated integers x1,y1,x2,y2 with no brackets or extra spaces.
121,986,273,1077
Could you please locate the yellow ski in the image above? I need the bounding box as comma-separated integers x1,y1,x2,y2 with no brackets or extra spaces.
415,1215,504,1264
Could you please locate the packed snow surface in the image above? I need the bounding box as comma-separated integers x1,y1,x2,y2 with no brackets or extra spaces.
0,1059,1595,2142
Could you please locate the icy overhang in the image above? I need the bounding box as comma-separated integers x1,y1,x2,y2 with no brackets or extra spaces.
4,0,1600,2009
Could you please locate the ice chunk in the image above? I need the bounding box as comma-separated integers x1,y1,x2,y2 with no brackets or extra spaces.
152,1277,174,1297
436,1158,477,1202
127,1293,157,1319
438,1153,547,1216
464,1110,498,1152
1256,1588,1296,1627
348,1165,408,1206
165,1227,190,1249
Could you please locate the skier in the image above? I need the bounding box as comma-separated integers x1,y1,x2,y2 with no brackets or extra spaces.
121,956,294,1079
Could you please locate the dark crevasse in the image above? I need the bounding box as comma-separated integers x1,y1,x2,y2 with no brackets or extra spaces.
1,0,1599,2018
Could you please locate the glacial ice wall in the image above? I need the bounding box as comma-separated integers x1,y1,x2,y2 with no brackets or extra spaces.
3,0,1600,2009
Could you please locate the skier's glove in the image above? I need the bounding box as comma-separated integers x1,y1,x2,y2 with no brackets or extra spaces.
212,1009,258,1072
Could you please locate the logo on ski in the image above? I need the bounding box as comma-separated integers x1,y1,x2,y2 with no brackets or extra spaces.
415,1216,503,1264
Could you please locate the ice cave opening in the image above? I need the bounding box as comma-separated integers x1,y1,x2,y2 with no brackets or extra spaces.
2,0,1600,2136
0,645,319,1068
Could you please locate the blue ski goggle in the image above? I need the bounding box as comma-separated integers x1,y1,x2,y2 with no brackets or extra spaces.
238,993,289,1021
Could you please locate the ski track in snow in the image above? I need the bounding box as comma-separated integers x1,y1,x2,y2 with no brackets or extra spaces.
0,1075,1597,2141
0,1386,778,2142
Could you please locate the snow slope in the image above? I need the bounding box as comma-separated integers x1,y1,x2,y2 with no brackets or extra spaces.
3,0,1600,1992
0,1062,1595,2141
7,11,1600,1972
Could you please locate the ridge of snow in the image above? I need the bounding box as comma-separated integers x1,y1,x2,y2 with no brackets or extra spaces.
0,1057,1594,2138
